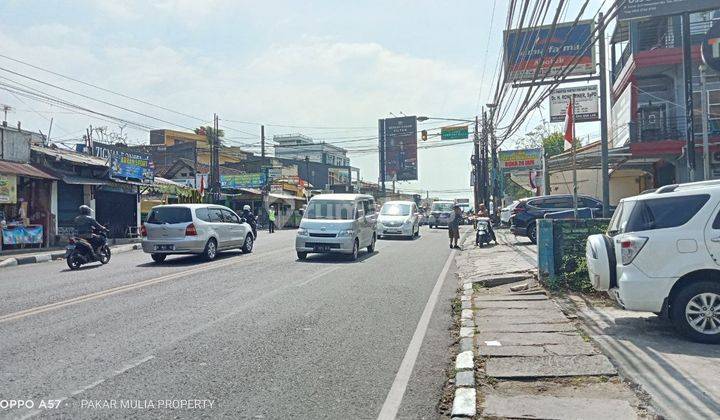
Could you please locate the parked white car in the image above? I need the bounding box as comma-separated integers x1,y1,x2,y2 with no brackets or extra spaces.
141,204,255,263
295,194,377,261
377,201,420,239
500,201,519,226
586,180,720,343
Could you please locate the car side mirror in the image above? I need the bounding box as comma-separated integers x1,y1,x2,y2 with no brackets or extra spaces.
240,217,246,224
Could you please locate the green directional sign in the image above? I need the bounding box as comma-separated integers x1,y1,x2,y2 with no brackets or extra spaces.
441,125,468,140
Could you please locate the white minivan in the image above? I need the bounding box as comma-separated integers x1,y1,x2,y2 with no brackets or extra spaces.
295,194,377,261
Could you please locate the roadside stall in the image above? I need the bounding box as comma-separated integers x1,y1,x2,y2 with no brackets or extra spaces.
141,176,201,220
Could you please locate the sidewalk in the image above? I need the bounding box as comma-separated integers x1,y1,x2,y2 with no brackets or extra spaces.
446,229,655,419
0,240,141,268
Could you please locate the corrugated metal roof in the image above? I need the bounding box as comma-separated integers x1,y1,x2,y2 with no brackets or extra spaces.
31,145,108,167
60,174,109,185
0,160,57,180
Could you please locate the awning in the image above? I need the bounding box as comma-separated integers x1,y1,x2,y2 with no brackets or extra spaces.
0,160,57,180
60,174,110,185
268,192,306,201
241,188,262,195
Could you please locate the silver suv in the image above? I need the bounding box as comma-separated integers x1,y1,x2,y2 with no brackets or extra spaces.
141,204,255,263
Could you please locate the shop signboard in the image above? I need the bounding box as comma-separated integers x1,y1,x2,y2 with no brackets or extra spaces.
265,166,283,182
382,116,418,181
220,173,267,189
504,20,595,81
498,148,543,172
2,225,43,245
618,0,718,21
549,85,599,122
81,142,155,183
0,174,17,204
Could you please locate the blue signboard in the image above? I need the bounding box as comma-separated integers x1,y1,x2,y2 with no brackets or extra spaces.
504,20,595,82
221,173,267,189
78,142,154,183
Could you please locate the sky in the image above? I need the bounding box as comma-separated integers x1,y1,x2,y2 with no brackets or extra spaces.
1,0,607,201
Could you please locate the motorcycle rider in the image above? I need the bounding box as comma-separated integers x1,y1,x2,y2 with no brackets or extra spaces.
74,205,108,259
241,204,257,237
476,204,498,245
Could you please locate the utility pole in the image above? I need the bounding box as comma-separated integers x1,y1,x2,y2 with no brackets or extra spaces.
211,113,221,202
473,114,481,211
700,64,710,180
682,13,696,182
598,12,610,217
378,119,387,197
481,110,490,211
261,124,266,158
488,105,499,216
1,104,11,124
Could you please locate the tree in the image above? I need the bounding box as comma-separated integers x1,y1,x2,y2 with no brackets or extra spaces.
194,126,225,145
515,124,564,159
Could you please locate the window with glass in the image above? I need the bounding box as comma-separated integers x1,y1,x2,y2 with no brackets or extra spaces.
304,200,355,220
381,203,412,216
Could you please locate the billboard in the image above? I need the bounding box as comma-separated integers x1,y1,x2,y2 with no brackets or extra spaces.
610,83,633,148
618,0,718,21
504,20,595,82
382,116,418,181
549,85,599,123
498,148,543,172
221,173,267,189
80,142,155,183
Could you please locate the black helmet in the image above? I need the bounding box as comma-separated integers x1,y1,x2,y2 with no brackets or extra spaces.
79,205,92,215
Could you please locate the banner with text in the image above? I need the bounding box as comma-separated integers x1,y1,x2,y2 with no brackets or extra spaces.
382,116,418,181
498,148,543,172
549,85,599,123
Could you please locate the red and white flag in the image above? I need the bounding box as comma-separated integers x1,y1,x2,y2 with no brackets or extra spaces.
564,98,574,150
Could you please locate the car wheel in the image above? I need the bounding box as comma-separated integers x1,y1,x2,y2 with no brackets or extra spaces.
367,234,376,252
203,238,218,261
297,251,307,260
671,281,720,344
241,234,254,254
414,225,420,238
527,223,537,244
349,239,358,261
151,253,167,263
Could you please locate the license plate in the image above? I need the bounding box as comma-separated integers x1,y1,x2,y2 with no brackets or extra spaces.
154,244,175,251
313,245,331,252
386,230,401,234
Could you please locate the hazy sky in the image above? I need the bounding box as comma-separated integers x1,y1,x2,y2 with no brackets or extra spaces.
2,0,606,200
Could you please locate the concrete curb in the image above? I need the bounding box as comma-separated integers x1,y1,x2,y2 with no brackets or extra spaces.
0,243,142,269
452,282,476,418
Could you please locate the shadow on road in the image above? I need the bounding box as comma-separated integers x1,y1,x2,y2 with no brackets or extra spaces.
297,250,380,264
135,251,245,268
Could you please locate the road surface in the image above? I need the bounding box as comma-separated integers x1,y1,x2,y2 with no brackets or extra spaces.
1,226,466,419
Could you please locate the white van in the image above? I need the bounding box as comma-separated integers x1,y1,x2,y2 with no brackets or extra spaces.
295,194,377,261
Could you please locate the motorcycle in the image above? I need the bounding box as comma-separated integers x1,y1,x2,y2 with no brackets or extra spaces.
66,231,111,270
475,217,491,248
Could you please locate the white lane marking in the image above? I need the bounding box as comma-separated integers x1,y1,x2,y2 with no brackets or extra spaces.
296,266,341,287
377,232,465,420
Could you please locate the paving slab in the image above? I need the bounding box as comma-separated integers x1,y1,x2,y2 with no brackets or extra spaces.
474,308,560,317
475,332,586,346
475,314,570,325
473,300,557,309
475,322,575,333
465,273,534,287
477,345,546,357
474,294,548,301
545,341,599,356
482,395,637,420
485,355,617,378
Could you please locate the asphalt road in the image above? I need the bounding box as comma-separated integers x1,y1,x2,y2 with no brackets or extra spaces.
0,225,465,419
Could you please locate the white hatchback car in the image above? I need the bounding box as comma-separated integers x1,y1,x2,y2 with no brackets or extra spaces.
142,204,255,263
586,180,720,343
377,201,420,239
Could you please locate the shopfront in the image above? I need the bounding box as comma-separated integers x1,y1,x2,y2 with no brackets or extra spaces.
0,161,56,249
95,182,140,239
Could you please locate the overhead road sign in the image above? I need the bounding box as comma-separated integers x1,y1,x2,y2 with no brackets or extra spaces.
503,19,595,82
441,125,469,140
549,85,599,123
618,0,719,21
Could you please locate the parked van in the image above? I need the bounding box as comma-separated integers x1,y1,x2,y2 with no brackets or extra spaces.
295,194,377,261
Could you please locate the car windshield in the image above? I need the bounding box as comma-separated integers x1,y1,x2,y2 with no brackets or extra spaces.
146,207,192,224
381,204,411,216
305,200,355,220
432,203,454,212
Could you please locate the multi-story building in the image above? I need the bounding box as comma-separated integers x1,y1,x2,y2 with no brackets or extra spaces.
149,129,253,166
609,9,720,184
273,134,350,167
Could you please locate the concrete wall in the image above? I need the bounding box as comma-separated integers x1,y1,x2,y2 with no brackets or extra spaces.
0,128,31,163
549,168,647,205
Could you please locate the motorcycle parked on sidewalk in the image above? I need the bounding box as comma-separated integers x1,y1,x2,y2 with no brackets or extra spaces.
475,217,491,248
66,231,111,270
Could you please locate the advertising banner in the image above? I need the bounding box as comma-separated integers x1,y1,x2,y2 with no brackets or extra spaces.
618,0,718,21
549,85,599,123
498,148,543,172
382,116,418,181
221,173,267,189
83,142,155,183
610,84,633,148
0,174,17,204
504,20,595,82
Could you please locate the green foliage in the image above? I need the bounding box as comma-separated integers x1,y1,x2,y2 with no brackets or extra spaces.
194,126,225,141
544,255,594,293
503,174,533,200
542,132,565,158
514,124,565,159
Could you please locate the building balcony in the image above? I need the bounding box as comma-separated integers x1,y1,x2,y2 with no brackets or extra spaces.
628,115,720,144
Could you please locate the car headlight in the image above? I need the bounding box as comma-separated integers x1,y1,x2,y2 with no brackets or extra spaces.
297,227,308,236
337,229,355,237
